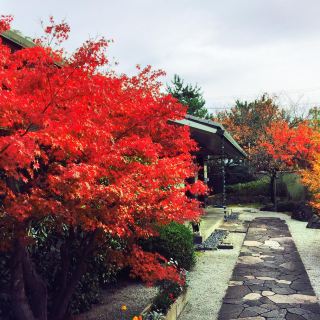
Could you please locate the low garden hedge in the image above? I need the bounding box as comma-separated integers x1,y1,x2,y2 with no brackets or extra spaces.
141,222,196,271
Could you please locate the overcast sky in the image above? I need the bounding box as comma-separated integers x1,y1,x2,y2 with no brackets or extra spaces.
2,0,320,114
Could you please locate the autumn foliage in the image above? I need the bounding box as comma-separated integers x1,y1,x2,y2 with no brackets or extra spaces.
0,16,205,320
215,95,289,173
264,120,320,169
301,153,320,212
264,119,320,214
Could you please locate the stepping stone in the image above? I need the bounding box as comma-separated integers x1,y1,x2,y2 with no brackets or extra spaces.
218,218,320,320
268,294,318,304
264,240,283,250
230,281,244,286
243,240,263,247
238,256,264,265
243,293,262,300
231,317,265,320
280,261,296,270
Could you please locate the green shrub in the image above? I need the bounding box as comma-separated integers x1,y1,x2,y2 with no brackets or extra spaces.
66,249,119,315
141,222,195,271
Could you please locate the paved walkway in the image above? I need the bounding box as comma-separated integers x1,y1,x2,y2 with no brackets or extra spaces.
218,218,320,320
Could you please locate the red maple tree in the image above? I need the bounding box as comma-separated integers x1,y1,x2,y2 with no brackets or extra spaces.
264,120,320,169
0,17,205,320
264,120,320,214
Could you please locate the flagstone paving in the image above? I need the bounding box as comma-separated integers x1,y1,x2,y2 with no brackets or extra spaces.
218,218,320,320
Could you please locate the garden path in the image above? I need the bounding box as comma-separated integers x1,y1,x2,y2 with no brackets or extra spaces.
218,217,320,320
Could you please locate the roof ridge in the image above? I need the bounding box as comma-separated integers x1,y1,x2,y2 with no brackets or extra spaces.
1,29,36,48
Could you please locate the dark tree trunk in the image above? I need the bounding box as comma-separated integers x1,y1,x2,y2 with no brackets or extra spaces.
22,248,48,320
50,230,98,320
270,174,275,204
270,172,277,211
11,240,38,320
10,229,98,320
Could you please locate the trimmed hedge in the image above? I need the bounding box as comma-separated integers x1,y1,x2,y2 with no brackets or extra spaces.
141,222,195,271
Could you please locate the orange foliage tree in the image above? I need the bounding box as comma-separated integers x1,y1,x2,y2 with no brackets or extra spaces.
215,95,292,203
264,120,320,170
264,119,320,213
215,95,289,173
301,153,320,212
0,17,205,320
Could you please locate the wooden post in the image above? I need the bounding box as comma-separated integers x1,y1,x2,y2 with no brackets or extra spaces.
221,132,227,220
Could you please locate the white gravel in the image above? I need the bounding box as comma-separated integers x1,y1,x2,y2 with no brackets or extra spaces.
179,232,245,320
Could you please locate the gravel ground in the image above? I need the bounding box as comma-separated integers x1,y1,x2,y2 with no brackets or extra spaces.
239,208,320,298
75,280,158,320
179,232,245,320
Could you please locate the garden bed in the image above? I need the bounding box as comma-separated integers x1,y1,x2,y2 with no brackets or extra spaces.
142,289,188,320
74,280,158,320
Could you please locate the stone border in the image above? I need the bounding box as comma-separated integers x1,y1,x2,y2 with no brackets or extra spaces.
141,289,188,320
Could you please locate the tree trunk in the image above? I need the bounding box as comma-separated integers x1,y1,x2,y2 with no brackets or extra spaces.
270,172,277,211
270,174,275,204
50,230,98,320
11,230,98,320
11,239,48,320
11,240,37,320
22,248,48,320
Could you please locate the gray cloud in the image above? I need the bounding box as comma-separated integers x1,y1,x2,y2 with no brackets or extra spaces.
2,0,320,112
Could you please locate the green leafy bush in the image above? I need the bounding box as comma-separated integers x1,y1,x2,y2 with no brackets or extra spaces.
143,310,166,320
141,222,195,271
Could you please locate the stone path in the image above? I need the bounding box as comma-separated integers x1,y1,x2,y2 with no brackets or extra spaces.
218,218,320,320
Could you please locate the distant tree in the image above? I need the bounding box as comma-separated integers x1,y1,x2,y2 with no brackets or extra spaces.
215,94,291,173
167,74,210,119
308,106,320,130
264,120,320,170
215,95,293,204
264,120,320,212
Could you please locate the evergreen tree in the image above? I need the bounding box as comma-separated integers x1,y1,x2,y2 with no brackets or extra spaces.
167,74,211,119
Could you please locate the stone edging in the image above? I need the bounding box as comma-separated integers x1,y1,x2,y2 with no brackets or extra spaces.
141,289,188,320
